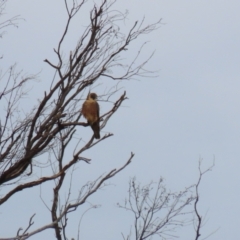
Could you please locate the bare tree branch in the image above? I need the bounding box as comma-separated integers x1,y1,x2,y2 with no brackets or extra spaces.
0,1,22,39
0,153,134,240
119,177,195,240
194,159,215,240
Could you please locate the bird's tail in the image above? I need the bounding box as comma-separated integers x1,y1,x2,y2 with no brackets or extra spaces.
91,122,100,139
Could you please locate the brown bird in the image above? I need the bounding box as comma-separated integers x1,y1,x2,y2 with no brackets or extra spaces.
81,93,100,139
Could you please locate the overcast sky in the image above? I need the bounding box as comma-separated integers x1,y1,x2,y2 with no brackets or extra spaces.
1,0,240,239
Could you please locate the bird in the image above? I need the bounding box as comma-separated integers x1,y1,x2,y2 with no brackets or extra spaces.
81,92,100,139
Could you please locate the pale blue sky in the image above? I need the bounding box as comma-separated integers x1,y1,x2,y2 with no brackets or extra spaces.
1,0,240,239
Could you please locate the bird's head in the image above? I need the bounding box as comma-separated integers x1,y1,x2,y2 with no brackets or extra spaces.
89,92,98,100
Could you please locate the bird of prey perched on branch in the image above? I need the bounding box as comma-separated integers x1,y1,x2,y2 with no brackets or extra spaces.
82,92,100,139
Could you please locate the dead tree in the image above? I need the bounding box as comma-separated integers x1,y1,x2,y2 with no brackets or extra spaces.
119,177,195,240
120,161,214,240
0,0,160,239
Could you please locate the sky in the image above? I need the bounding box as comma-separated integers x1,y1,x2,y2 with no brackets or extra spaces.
1,0,240,239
